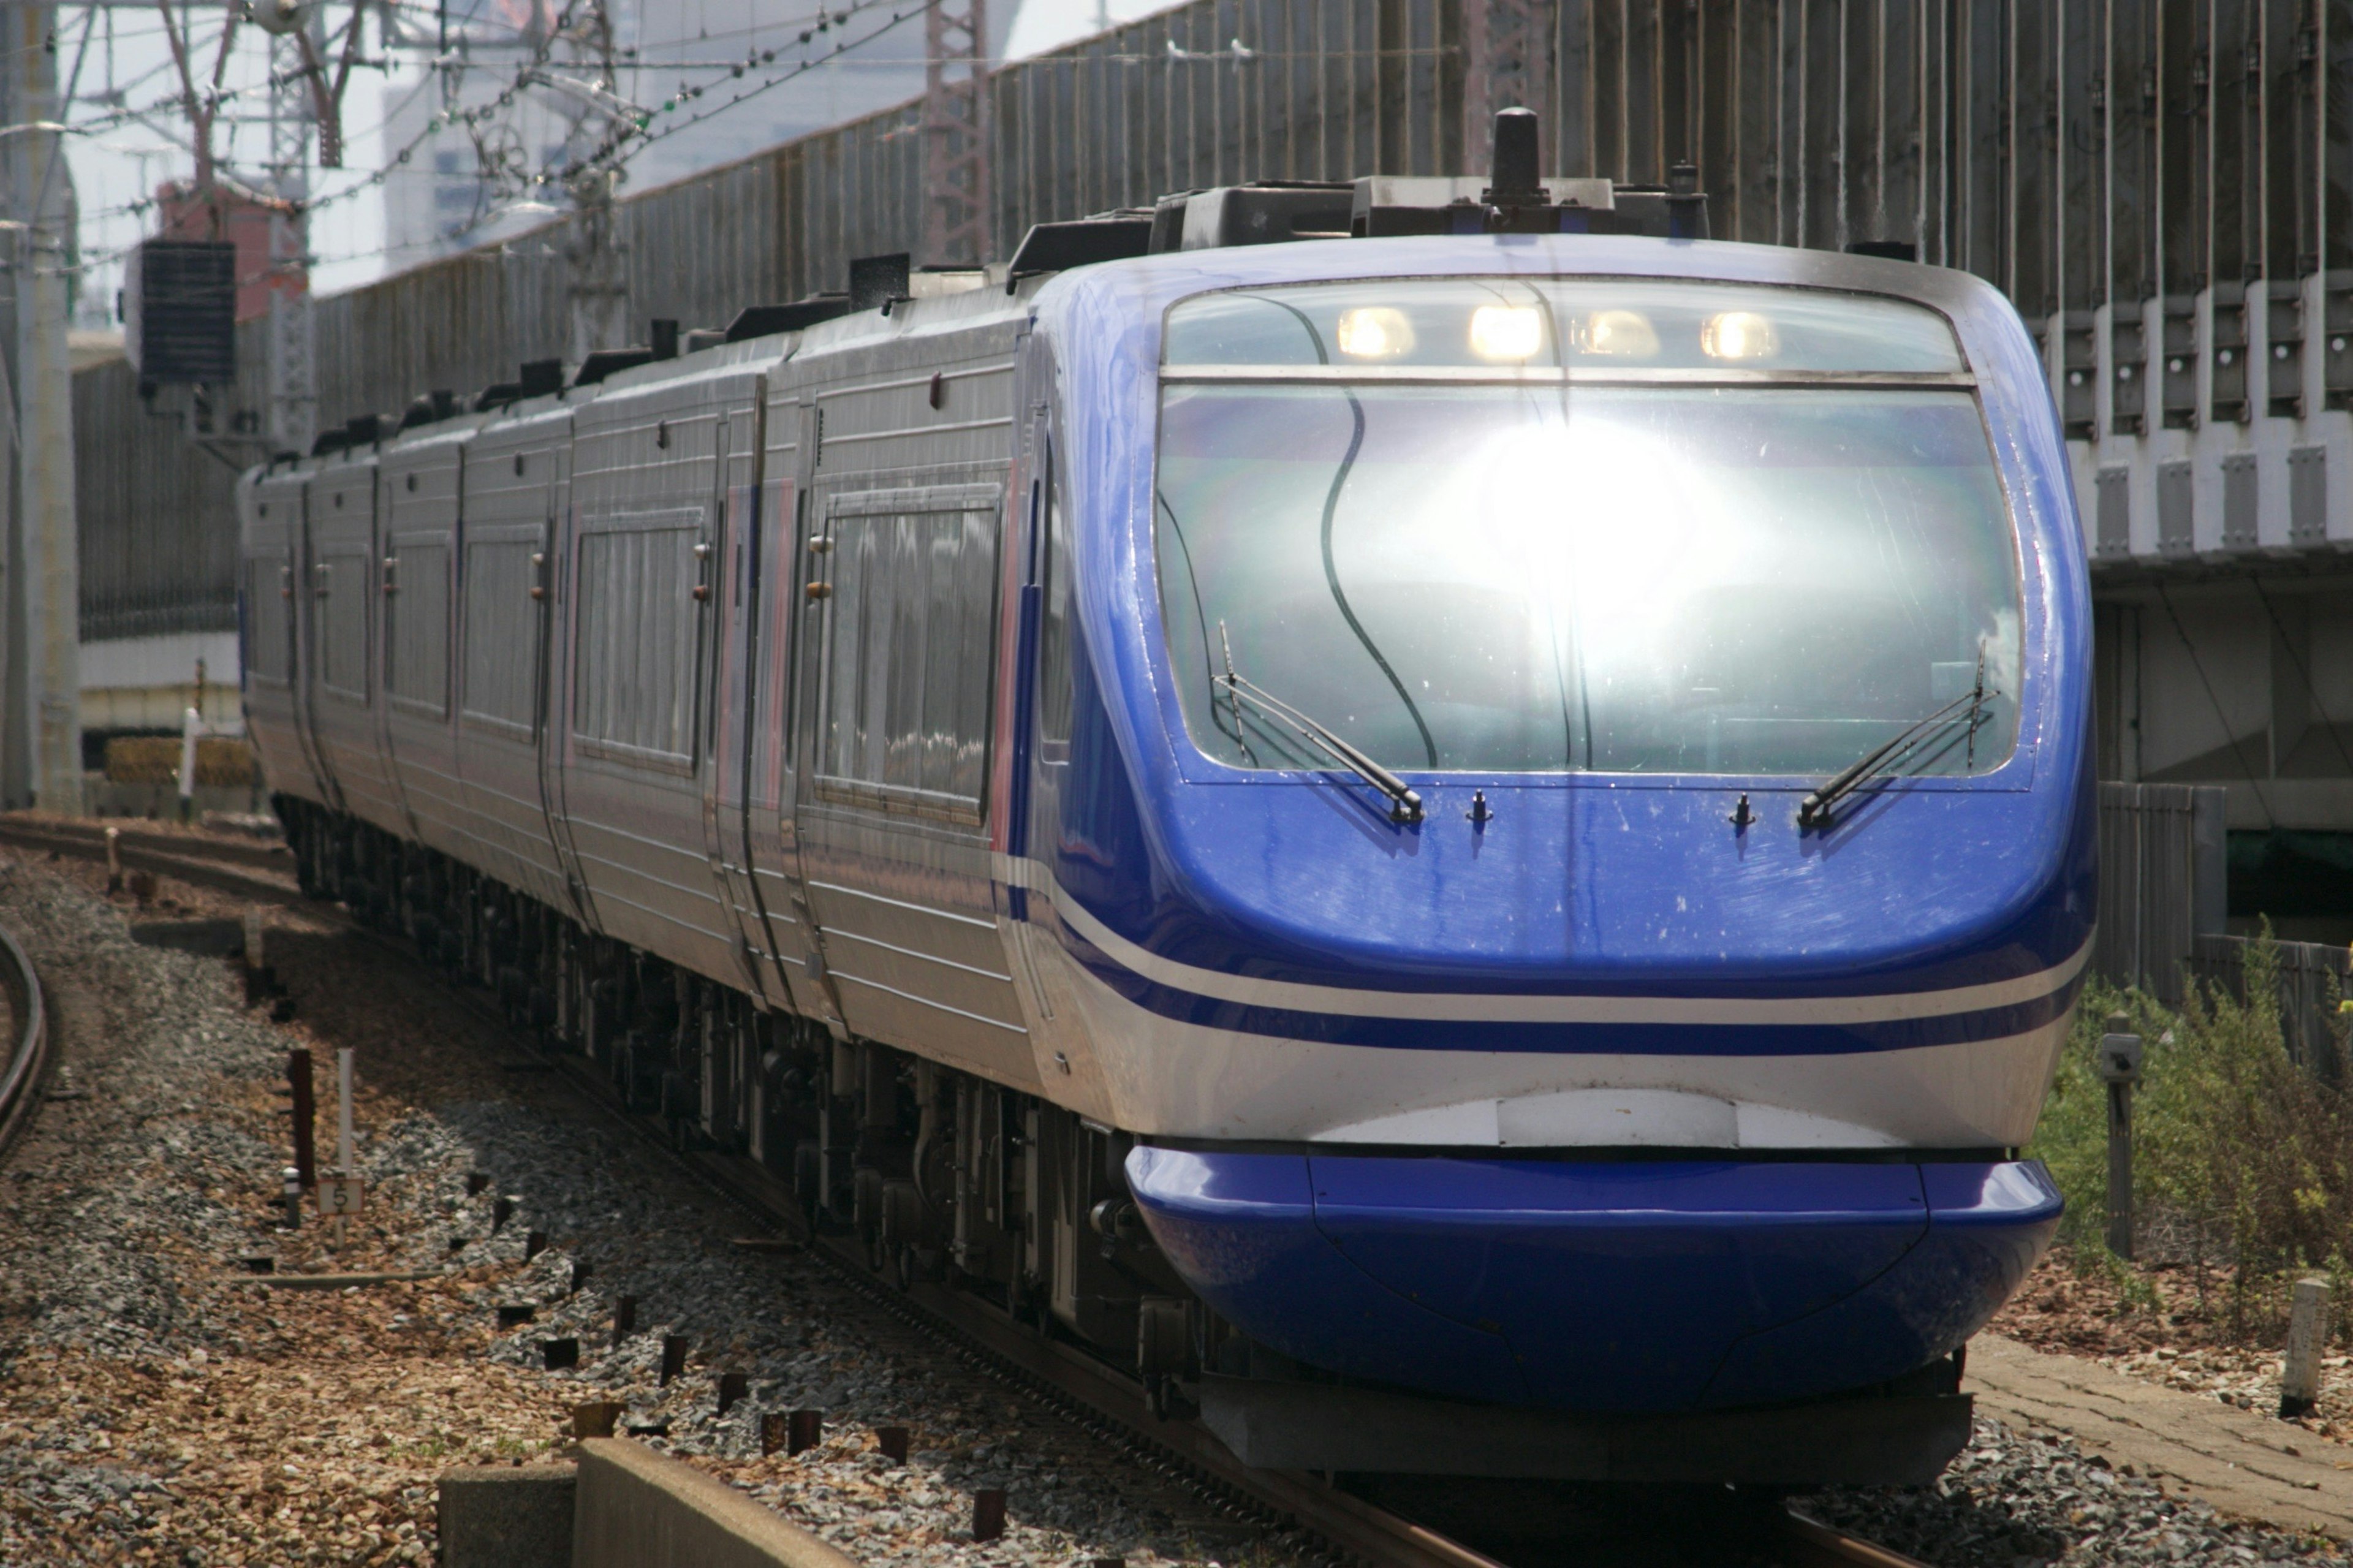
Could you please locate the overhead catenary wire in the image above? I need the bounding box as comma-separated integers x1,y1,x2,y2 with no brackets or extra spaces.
63,0,985,284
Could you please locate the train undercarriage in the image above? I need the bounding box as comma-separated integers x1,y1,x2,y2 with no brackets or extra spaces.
275,792,1980,1486
274,795,1213,1417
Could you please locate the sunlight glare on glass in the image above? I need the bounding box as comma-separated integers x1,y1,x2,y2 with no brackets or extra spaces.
1471,415,1742,669
1580,311,1660,357
1468,305,1545,362
1700,310,1779,360
1336,306,1415,358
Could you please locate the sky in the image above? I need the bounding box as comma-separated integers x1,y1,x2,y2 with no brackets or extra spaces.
48,0,1186,326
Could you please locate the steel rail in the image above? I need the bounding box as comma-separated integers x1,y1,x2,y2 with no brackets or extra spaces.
0,910,52,1165
0,817,307,907
15,817,1932,1568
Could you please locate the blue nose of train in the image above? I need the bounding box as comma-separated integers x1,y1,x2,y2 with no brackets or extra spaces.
1128,1146,2059,1413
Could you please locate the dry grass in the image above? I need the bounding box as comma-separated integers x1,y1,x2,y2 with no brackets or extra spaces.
103,735,258,788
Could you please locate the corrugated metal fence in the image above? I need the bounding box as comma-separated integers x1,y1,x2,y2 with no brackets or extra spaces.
2096,781,2230,1004
2189,931,2352,1066
78,0,2353,630
2093,781,2351,1062
74,356,243,641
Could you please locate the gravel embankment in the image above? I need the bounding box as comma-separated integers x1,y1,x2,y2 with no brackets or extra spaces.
0,847,1294,1567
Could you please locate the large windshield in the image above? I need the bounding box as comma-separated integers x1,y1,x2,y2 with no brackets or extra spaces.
1154,280,2020,778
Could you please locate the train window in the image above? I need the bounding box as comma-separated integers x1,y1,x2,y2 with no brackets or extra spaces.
815,484,1002,809
461,530,542,731
1037,449,1072,757
1155,381,2020,779
573,510,707,767
314,550,370,700
384,538,451,716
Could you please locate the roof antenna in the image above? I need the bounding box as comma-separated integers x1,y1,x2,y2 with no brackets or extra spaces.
1483,107,1545,213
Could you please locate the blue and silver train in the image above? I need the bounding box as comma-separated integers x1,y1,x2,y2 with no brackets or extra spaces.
241,118,2090,1484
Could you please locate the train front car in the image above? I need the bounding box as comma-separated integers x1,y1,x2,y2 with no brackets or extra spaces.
1023,231,2093,1477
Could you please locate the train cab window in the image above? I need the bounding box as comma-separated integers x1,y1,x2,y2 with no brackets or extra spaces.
814,483,1002,811
1154,278,2019,779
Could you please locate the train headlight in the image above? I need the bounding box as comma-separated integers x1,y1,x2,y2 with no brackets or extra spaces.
1336,306,1415,358
1468,305,1544,361
1700,309,1779,360
1580,309,1659,357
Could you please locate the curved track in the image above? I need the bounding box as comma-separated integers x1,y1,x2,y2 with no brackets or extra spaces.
0,814,1926,1568
0,907,51,1165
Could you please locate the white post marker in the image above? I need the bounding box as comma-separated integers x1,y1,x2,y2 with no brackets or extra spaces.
2282,1276,2331,1418
178,705,201,819
318,1047,364,1230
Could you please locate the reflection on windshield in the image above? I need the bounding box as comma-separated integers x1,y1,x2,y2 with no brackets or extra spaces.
1155,384,2021,777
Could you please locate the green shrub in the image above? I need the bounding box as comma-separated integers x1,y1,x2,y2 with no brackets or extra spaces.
2026,934,2353,1335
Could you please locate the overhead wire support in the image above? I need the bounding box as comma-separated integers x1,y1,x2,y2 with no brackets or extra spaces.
8,0,83,812
1463,0,1550,173
921,0,990,266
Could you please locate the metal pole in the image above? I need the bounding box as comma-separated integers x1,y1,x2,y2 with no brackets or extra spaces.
2098,1014,2144,1260
336,1045,355,1174
921,0,993,267
13,0,79,814
288,1047,316,1187
565,3,627,362
1463,0,1554,176
2105,1078,2134,1257
267,29,316,458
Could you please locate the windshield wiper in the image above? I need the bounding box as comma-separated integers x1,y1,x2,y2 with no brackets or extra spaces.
1218,627,1425,825
1797,673,1990,831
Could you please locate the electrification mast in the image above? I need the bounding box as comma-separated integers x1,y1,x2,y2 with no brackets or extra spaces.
263,20,316,458
921,0,991,267
1463,0,1551,173
10,0,81,812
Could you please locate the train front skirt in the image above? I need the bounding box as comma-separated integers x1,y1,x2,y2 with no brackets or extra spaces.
1129,1146,2060,1415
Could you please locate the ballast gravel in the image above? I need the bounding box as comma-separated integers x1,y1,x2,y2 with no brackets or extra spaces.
0,847,1289,1567
0,836,2346,1567
1802,1418,2347,1566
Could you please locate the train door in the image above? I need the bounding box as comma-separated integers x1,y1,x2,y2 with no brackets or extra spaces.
535,440,596,925
1006,376,1101,1109
790,468,1029,1080
377,461,455,848
292,492,343,813
701,409,782,1002
776,396,851,1033
747,395,843,1029
248,477,332,807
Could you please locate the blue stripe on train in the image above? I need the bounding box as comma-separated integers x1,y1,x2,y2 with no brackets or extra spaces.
1051,923,2083,1053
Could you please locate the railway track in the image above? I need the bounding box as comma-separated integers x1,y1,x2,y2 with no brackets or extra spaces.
0,899,51,1167
0,813,1928,1568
